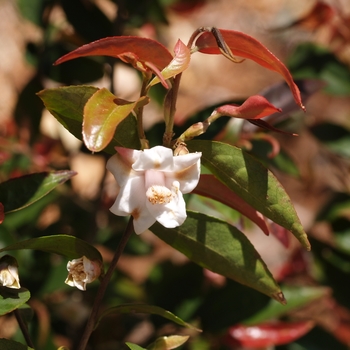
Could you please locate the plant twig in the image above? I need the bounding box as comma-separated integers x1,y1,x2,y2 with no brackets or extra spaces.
14,308,34,348
77,217,134,350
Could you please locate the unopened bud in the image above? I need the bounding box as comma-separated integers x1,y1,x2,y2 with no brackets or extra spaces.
0,255,21,289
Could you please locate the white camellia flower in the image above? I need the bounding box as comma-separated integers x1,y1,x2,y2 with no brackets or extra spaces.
0,256,21,289
107,146,201,234
65,256,101,291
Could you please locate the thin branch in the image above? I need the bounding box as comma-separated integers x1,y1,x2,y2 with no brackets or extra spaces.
14,308,34,348
77,217,134,350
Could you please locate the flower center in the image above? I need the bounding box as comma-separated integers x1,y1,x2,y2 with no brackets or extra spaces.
146,185,173,205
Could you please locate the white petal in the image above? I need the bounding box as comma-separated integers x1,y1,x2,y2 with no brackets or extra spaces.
109,175,146,216
107,148,143,187
146,181,187,228
109,176,155,234
172,152,202,171
166,154,201,193
133,146,174,171
133,213,156,235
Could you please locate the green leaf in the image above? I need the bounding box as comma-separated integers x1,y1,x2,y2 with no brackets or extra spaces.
0,235,102,262
96,303,200,331
242,285,329,325
0,339,33,350
0,287,31,316
0,171,76,213
151,211,285,304
37,86,140,152
126,343,147,350
148,335,190,350
83,88,148,152
187,140,310,250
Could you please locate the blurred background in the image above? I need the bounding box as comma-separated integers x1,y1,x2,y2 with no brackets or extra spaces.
1,0,350,349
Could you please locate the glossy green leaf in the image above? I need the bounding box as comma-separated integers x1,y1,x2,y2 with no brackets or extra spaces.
151,211,285,304
187,140,310,250
0,287,31,316
193,174,269,235
242,285,329,325
126,343,146,350
0,171,76,213
83,88,148,152
37,86,140,151
0,235,102,262
96,303,200,331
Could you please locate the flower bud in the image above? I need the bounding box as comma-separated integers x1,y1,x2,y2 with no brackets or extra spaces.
0,255,21,289
65,256,101,291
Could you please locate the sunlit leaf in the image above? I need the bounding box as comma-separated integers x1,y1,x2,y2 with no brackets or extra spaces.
0,171,76,213
0,235,102,262
187,140,310,250
96,303,200,331
195,28,305,110
0,287,31,316
148,335,190,350
37,86,140,151
224,321,314,348
242,285,329,325
151,211,285,304
149,39,191,87
193,174,269,235
83,88,148,152
214,95,281,120
54,36,173,71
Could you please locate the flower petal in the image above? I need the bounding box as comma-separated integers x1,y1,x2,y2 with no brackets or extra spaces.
146,181,187,228
107,147,143,186
133,146,174,171
170,152,202,193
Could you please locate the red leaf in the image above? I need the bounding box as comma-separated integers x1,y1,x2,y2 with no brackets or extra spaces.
215,95,281,120
193,174,269,235
149,39,191,87
248,118,298,136
195,29,305,110
0,203,4,224
224,321,314,348
54,36,173,71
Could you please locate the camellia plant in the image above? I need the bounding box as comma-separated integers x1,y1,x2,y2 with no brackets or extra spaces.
0,27,313,349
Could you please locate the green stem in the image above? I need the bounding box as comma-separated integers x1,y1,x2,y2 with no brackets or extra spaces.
14,308,34,348
77,217,134,350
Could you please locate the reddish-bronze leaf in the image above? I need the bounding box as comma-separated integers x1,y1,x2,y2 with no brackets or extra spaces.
54,36,173,71
215,95,281,120
224,321,314,348
193,174,269,235
195,29,305,110
248,119,298,136
149,39,191,87
83,88,149,152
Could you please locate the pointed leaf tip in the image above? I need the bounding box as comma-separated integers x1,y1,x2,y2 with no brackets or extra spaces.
53,36,173,71
215,95,282,120
195,28,305,110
